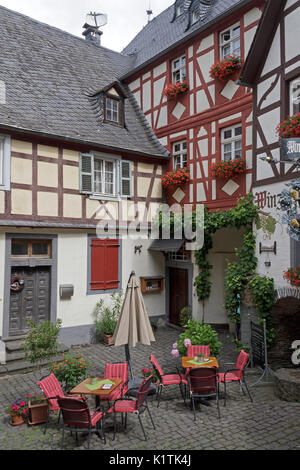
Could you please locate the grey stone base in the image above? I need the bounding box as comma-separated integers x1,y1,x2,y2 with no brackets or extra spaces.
274,368,300,402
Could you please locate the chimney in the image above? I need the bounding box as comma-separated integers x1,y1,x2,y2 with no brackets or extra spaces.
82,24,103,46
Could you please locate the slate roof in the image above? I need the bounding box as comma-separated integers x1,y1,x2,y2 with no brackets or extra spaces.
122,0,253,75
0,5,168,159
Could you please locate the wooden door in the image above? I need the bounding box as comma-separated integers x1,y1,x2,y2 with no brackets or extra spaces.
169,268,188,326
9,267,51,336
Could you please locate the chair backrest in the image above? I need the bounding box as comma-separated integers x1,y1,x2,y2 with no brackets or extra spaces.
187,344,210,357
189,367,218,395
136,376,153,410
104,362,128,394
234,350,249,380
149,355,164,380
37,373,64,411
57,397,91,428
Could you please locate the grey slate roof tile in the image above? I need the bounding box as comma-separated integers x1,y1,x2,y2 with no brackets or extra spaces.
0,5,168,159
122,0,252,73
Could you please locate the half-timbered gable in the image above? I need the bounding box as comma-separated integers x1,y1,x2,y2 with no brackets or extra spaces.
122,0,265,211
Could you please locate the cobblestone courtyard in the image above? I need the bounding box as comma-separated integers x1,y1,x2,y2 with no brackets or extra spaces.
0,325,300,451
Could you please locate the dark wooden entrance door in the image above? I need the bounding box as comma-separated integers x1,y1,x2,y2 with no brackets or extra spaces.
9,267,51,336
169,268,188,326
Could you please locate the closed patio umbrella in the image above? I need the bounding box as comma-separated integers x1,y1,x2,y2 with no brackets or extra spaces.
113,271,155,388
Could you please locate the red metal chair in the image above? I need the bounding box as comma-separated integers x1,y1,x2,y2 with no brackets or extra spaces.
37,373,83,434
99,362,129,405
57,397,106,449
188,367,220,421
108,375,155,441
187,344,210,357
150,354,187,407
217,350,253,406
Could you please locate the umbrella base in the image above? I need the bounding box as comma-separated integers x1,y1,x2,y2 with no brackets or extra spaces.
127,378,157,397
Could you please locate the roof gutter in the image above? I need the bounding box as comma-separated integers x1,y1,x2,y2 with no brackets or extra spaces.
0,123,170,161
121,0,255,81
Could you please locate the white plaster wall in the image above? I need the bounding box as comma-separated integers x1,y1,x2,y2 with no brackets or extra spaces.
262,26,281,77
285,7,300,63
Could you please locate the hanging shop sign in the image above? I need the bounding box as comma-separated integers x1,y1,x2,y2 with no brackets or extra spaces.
281,138,300,162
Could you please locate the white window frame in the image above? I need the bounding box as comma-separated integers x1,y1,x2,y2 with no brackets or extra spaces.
176,4,184,17
172,55,186,83
93,155,117,198
220,23,241,60
105,97,120,124
191,8,200,25
0,134,11,191
221,124,243,162
173,140,188,169
290,77,300,115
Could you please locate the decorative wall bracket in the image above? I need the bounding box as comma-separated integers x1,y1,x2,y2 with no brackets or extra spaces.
259,242,277,255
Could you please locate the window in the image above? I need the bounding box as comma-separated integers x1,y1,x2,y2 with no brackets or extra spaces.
221,125,242,162
176,3,184,17
80,153,132,199
89,238,120,292
290,77,300,114
172,56,186,83
11,240,51,258
191,8,200,24
173,140,187,169
220,24,240,60
0,134,10,190
105,97,120,123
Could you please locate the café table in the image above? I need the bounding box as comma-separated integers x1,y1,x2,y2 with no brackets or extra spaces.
69,377,123,440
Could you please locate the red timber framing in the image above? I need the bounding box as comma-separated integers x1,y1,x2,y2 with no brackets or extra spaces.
125,0,265,211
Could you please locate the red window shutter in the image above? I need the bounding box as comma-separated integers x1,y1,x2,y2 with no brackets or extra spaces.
90,239,119,291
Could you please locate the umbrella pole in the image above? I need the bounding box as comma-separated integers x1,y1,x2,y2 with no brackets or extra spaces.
125,344,134,381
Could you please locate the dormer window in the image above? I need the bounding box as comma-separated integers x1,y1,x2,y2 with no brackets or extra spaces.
103,87,124,126
176,4,184,17
191,8,200,24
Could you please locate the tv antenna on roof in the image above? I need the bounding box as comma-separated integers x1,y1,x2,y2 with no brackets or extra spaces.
146,1,153,23
85,11,108,28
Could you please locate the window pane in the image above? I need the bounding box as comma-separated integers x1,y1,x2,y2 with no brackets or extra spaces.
235,127,242,136
233,26,240,37
32,242,49,256
12,241,28,256
221,30,231,43
291,78,300,114
224,130,232,139
224,152,232,162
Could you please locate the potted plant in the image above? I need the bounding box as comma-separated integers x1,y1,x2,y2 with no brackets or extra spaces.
176,319,222,357
26,394,48,426
93,291,123,345
22,319,62,375
163,81,188,99
179,306,192,329
141,368,159,386
210,158,246,180
50,351,90,394
209,55,242,82
6,398,28,426
161,167,190,189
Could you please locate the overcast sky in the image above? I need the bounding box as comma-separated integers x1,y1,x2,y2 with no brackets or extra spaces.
0,0,174,51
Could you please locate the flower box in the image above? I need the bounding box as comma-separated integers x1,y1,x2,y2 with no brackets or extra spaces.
209,56,242,82
163,81,188,99
277,113,300,139
283,265,300,287
161,168,190,188
210,158,246,180
28,398,48,426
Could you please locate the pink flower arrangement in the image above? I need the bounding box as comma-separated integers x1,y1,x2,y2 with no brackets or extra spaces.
6,398,29,417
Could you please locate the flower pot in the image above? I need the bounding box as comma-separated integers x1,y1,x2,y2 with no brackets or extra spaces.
28,399,48,426
9,412,24,426
103,334,114,345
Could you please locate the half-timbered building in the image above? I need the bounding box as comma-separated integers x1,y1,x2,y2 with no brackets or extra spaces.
239,0,300,363
0,6,169,347
121,0,265,327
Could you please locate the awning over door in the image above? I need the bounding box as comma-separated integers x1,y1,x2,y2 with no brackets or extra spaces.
148,239,185,252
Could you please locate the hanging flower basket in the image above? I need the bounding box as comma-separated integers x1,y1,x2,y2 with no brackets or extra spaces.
283,265,300,287
209,158,246,180
161,168,190,188
209,56,242,82
163,81,189,99
277,113,300,138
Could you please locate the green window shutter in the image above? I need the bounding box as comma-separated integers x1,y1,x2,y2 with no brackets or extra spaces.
80,153,94,194
120,160,132,197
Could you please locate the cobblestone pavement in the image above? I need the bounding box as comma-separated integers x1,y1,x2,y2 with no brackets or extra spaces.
0,325,300,451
